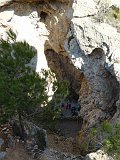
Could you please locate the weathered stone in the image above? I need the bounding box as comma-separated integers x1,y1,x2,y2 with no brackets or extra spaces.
79,48,119,129
72,0,97,18
24,122,47,151
44,0,73,53
0,0,12,7
85,150,114,160
66,0,120,130
0,10,14,22
0,124,13,151
40,148,83,160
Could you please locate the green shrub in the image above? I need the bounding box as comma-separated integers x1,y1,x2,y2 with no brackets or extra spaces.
99,121,112,133
111,6,120,20
102,123,120,160
79,121,120,159
113,12,120,19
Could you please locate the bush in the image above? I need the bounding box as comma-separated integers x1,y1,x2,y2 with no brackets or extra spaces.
102,122,120,160
111,6,120,20
78,121,120,159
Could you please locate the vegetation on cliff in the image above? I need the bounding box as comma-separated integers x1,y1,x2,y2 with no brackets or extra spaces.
78,121,120,159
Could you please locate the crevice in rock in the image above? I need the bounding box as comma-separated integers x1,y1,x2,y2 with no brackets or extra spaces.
74,14,96,19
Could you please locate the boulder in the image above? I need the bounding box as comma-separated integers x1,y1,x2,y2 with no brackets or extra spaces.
85,150,114,160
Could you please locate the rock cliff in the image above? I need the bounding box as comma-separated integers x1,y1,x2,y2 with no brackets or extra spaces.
0,0,120,131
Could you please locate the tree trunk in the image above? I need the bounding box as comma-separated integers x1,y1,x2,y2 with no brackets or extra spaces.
18,112,26,140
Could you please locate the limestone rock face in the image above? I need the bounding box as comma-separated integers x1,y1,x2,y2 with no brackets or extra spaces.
0,1,49,72
79,48,119,128
0,0,120,131
85,150,113,160
65,0,120,129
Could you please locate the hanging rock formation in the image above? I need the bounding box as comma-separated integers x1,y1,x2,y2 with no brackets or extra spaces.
0,0,120,131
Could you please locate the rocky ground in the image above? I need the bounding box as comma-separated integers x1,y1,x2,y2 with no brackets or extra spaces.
4,136,83,160
5,142,33,160
4,137,112,160
0,123,83,160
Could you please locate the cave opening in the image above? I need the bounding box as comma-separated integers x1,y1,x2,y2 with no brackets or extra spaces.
43,48,84,140
66,87,79,102
39,11,48,22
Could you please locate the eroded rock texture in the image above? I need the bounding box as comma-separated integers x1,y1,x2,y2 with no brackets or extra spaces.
0,0,120,130
80,48,119,128
65,0,120,129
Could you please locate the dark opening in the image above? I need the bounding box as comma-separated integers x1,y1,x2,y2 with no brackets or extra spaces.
40,11,48,22
67,87,79,102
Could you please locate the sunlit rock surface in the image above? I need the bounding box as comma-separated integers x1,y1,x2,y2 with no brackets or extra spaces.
0,2,49,72
66,0,120,129
85,150,114,160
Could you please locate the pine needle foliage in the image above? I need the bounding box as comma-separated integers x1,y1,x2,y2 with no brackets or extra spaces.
0,30,50,126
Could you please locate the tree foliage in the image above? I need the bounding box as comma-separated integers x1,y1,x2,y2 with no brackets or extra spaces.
0,30,48,124
0,30,68,134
